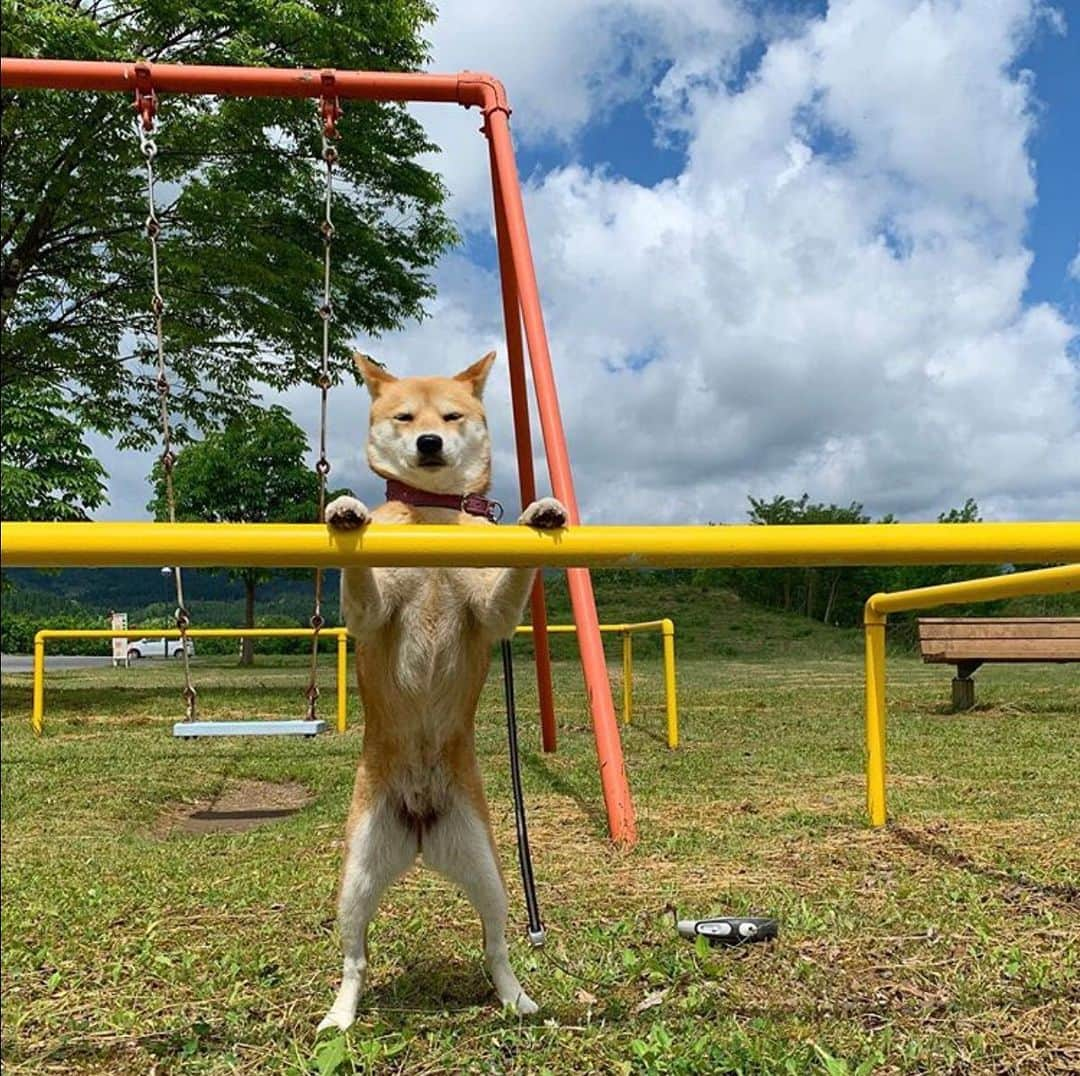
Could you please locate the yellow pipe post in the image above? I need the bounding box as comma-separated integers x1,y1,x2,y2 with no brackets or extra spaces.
661,618,679,749
860,564,1079,828
863,604,888,827
4,520,1079,570
517,619,678,741
336,631,349,733
32,631,46,736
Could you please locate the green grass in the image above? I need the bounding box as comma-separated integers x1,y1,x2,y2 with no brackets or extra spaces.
2,637,1078,1074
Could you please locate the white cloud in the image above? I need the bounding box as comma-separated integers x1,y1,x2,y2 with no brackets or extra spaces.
398,0,1079,523
95,0,1080,526
1069,243,1080,280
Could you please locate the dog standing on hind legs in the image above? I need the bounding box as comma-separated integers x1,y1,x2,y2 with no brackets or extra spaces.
318,351,566,1033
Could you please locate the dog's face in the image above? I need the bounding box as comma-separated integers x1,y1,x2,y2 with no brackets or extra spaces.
356,352,495,494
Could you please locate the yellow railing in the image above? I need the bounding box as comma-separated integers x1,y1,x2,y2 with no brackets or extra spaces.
29,627,350,736
3,521,1079,569
516,619,679,748
863,564,1080,827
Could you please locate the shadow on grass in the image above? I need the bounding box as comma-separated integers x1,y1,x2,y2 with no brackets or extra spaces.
890,824,1079,905
362,956,494,1016
520,750,607,838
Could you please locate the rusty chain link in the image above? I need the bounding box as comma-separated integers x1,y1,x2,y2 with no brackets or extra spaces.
305,92,341,720
138,90,198,721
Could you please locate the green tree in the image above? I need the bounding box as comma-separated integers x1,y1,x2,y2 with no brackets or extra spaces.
2,0,455,521
741,494,873,624
147,406,324,664
881,498,996,592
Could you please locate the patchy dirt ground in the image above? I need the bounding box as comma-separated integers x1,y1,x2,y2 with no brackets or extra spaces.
152,779,313,836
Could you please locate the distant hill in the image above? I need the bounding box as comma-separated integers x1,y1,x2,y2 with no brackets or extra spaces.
4,566,1074,659
4,567,339,617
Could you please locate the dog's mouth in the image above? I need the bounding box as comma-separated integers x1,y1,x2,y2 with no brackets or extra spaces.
417,456,447,469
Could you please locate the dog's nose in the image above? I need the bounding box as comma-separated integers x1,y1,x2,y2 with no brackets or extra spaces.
416,434,443,456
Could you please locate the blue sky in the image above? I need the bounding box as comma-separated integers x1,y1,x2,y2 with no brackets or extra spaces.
97,0,1080,523
1018,11,1079,315
519,4,1078,315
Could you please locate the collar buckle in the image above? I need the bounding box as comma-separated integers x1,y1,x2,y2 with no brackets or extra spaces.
462,492,503,522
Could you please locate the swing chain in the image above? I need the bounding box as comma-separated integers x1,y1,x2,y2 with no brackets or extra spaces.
305,88,341,720
138,85,197,721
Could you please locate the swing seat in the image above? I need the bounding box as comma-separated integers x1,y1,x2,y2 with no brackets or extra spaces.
173,719,327,738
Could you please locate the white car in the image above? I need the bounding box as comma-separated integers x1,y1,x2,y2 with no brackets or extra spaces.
126,637,195,659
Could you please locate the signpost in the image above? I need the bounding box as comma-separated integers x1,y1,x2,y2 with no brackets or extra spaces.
110,611,129,668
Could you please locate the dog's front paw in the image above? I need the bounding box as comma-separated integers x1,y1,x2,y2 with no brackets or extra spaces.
519,497,568,530
325,496,370,530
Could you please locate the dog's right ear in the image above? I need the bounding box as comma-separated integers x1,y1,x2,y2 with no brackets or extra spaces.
354,353,396,397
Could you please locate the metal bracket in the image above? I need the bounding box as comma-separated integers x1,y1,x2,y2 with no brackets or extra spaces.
133,62,156,131
320,70,343,139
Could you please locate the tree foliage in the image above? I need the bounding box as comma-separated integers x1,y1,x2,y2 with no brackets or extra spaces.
677,494,1004,628
1,0,456,520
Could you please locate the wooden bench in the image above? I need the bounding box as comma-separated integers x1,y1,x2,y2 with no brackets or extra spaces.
917,617,1080,710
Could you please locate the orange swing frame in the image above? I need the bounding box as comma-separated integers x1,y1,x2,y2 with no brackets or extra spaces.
1,57,638,845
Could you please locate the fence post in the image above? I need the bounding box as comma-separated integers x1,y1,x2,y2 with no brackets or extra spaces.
621,631,633,724
864,601,888,827
336,631,348,733
661,619,679,749
32,632,46,736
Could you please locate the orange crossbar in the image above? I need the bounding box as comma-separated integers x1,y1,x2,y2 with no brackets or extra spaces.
1,56,637,846
0,58,501,107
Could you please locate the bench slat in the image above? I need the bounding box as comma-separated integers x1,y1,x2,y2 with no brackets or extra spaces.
921,638,1080,662
919,621,1080,641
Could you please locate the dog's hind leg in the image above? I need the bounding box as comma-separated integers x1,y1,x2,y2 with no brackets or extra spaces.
422,788,538,1015
319,801,417,1033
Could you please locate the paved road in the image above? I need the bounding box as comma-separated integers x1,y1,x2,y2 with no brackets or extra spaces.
1,654,116,674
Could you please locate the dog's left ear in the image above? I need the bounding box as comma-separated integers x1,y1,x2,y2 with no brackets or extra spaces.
453,351,496,398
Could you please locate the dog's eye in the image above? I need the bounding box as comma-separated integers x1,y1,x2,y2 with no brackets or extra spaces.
393,412,413,422
442,412,463,422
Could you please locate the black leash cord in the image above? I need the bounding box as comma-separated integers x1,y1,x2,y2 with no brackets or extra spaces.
501,638,545,945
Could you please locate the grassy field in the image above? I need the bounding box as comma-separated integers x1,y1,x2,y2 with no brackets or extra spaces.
2,626,1078,1074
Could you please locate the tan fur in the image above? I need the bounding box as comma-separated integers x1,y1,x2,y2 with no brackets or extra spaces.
318,354,566,1032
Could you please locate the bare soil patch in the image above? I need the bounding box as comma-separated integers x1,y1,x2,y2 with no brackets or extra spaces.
153,779,313,836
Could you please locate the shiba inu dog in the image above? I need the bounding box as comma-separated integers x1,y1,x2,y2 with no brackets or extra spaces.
318,352,567,1032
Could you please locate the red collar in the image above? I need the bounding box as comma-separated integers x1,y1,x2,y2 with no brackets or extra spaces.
385,479,503,522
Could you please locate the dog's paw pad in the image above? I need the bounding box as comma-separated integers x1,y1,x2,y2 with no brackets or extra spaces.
325,496,370,530
519,498,568,530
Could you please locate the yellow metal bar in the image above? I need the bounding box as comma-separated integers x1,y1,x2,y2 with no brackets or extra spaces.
32,632,45,736
861,564,1079,828
27,626,349,735
518,619,680,745
864,609,888,827
661,618,679,750
336,632,348,734
867,563,1080,616
5,521,1078,569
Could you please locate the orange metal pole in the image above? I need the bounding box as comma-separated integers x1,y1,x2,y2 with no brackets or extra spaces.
0,57,483,105
492,152,558,753
484,106,636,846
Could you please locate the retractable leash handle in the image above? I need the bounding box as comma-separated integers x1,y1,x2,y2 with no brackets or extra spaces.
677,917,779,945
501,638,545,946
